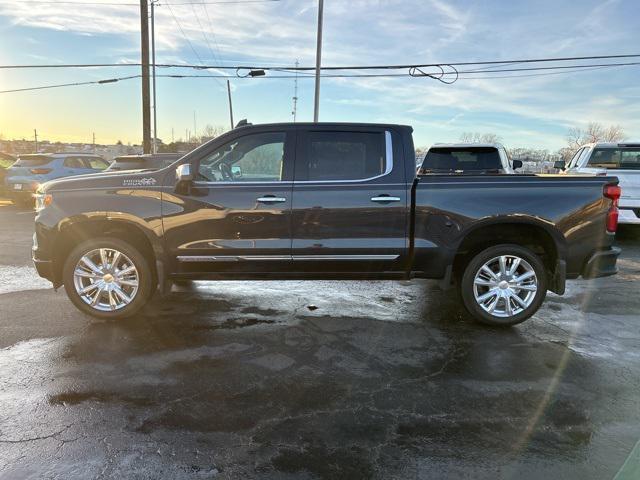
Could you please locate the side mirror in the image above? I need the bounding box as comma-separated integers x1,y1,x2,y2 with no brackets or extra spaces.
554,160,566,171
231,165,242,179
512,159,523,170
176,163,193,183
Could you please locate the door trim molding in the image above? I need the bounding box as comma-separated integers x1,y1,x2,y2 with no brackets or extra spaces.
177,254,399,262
177,255,290,262
292,254,399,261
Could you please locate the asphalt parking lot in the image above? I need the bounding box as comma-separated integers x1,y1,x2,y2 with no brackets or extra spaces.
1,198,639,480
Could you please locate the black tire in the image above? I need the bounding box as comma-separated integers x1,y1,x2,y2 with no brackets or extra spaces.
460,244,547,327
62,237,154,319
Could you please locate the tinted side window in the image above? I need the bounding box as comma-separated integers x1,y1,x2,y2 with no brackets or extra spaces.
87,158,108,170
198,132,286,182
619,149,640,169
64,157,85,168
587,149,623,169
300,131,386,181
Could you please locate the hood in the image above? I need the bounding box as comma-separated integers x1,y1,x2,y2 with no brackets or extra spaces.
40,168,167,193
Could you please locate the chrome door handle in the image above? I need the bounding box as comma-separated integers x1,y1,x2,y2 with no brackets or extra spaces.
371,196,401,202
257,196,287,203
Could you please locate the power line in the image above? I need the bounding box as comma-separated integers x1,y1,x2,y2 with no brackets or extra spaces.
165,3,205,65
186,1,226,87
0,75,141,94
4,61,640,94
2,53,640,71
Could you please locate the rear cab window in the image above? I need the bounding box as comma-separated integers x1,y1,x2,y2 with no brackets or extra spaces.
296,130,389,181
420,147,502,173
14,155,52,167
588,148,640,170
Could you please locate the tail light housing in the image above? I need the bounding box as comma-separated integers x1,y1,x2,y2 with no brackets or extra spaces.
30,168,52,174
604,184,621,233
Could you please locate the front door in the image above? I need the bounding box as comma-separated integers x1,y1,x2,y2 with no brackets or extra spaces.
290,127,409,274
162,128,295,274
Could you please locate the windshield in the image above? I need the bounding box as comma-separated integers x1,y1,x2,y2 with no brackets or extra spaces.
587,148,640,170
421,147,502,173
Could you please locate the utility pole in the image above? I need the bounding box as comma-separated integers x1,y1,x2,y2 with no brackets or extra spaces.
140,0,152,153
171,127,174,144
92,132,96,152
292,59,299,122
33,129,38,153
313,0,324,122
193,111,197,141
150,0,158,153
227,80,234,130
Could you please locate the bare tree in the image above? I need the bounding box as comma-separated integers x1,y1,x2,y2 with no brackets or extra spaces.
560,122,626,161
459,132,503,144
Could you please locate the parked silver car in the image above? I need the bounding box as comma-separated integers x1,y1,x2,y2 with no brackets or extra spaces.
5,153,109,206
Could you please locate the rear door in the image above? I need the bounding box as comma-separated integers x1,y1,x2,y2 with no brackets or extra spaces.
290,126,409,274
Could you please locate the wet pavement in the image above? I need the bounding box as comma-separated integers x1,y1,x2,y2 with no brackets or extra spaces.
1,201,640,479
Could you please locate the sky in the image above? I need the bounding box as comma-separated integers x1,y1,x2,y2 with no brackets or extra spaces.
0,0,639,150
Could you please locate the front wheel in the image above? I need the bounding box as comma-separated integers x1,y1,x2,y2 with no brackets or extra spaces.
460,244,547,326
62,237,153,319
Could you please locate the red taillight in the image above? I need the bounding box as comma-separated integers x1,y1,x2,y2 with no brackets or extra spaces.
607,207,619,233
30,168,51,174
604,184,622,233
604,184,621,204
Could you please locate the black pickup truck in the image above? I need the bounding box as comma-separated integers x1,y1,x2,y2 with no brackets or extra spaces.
32,122,621,326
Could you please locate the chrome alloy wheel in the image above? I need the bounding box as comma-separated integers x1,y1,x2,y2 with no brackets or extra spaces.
472,255,538,318
72,248,139,312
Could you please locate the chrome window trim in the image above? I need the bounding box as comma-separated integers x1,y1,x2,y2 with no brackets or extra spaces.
190,130,393,186
294,130,394,184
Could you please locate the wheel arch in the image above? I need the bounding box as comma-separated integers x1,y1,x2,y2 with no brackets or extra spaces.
451,217,567,294
51,216,163,288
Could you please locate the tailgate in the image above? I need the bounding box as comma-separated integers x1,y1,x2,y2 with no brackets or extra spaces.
616,170,640,201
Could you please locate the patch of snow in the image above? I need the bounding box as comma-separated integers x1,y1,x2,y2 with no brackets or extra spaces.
0,265,52,294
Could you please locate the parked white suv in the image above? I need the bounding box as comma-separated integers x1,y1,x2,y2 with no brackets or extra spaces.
418,143,521,174
560,142,640,225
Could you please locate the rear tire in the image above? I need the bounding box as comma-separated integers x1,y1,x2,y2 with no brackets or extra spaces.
460,244,547,326
62,237,153,319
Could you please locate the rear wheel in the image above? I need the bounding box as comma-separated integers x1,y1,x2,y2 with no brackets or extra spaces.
460,244,547,326
62,237,153,319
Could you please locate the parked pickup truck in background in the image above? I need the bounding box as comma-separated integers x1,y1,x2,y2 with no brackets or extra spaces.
418,143,521,174
558,141,640,225
32,123,621,326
